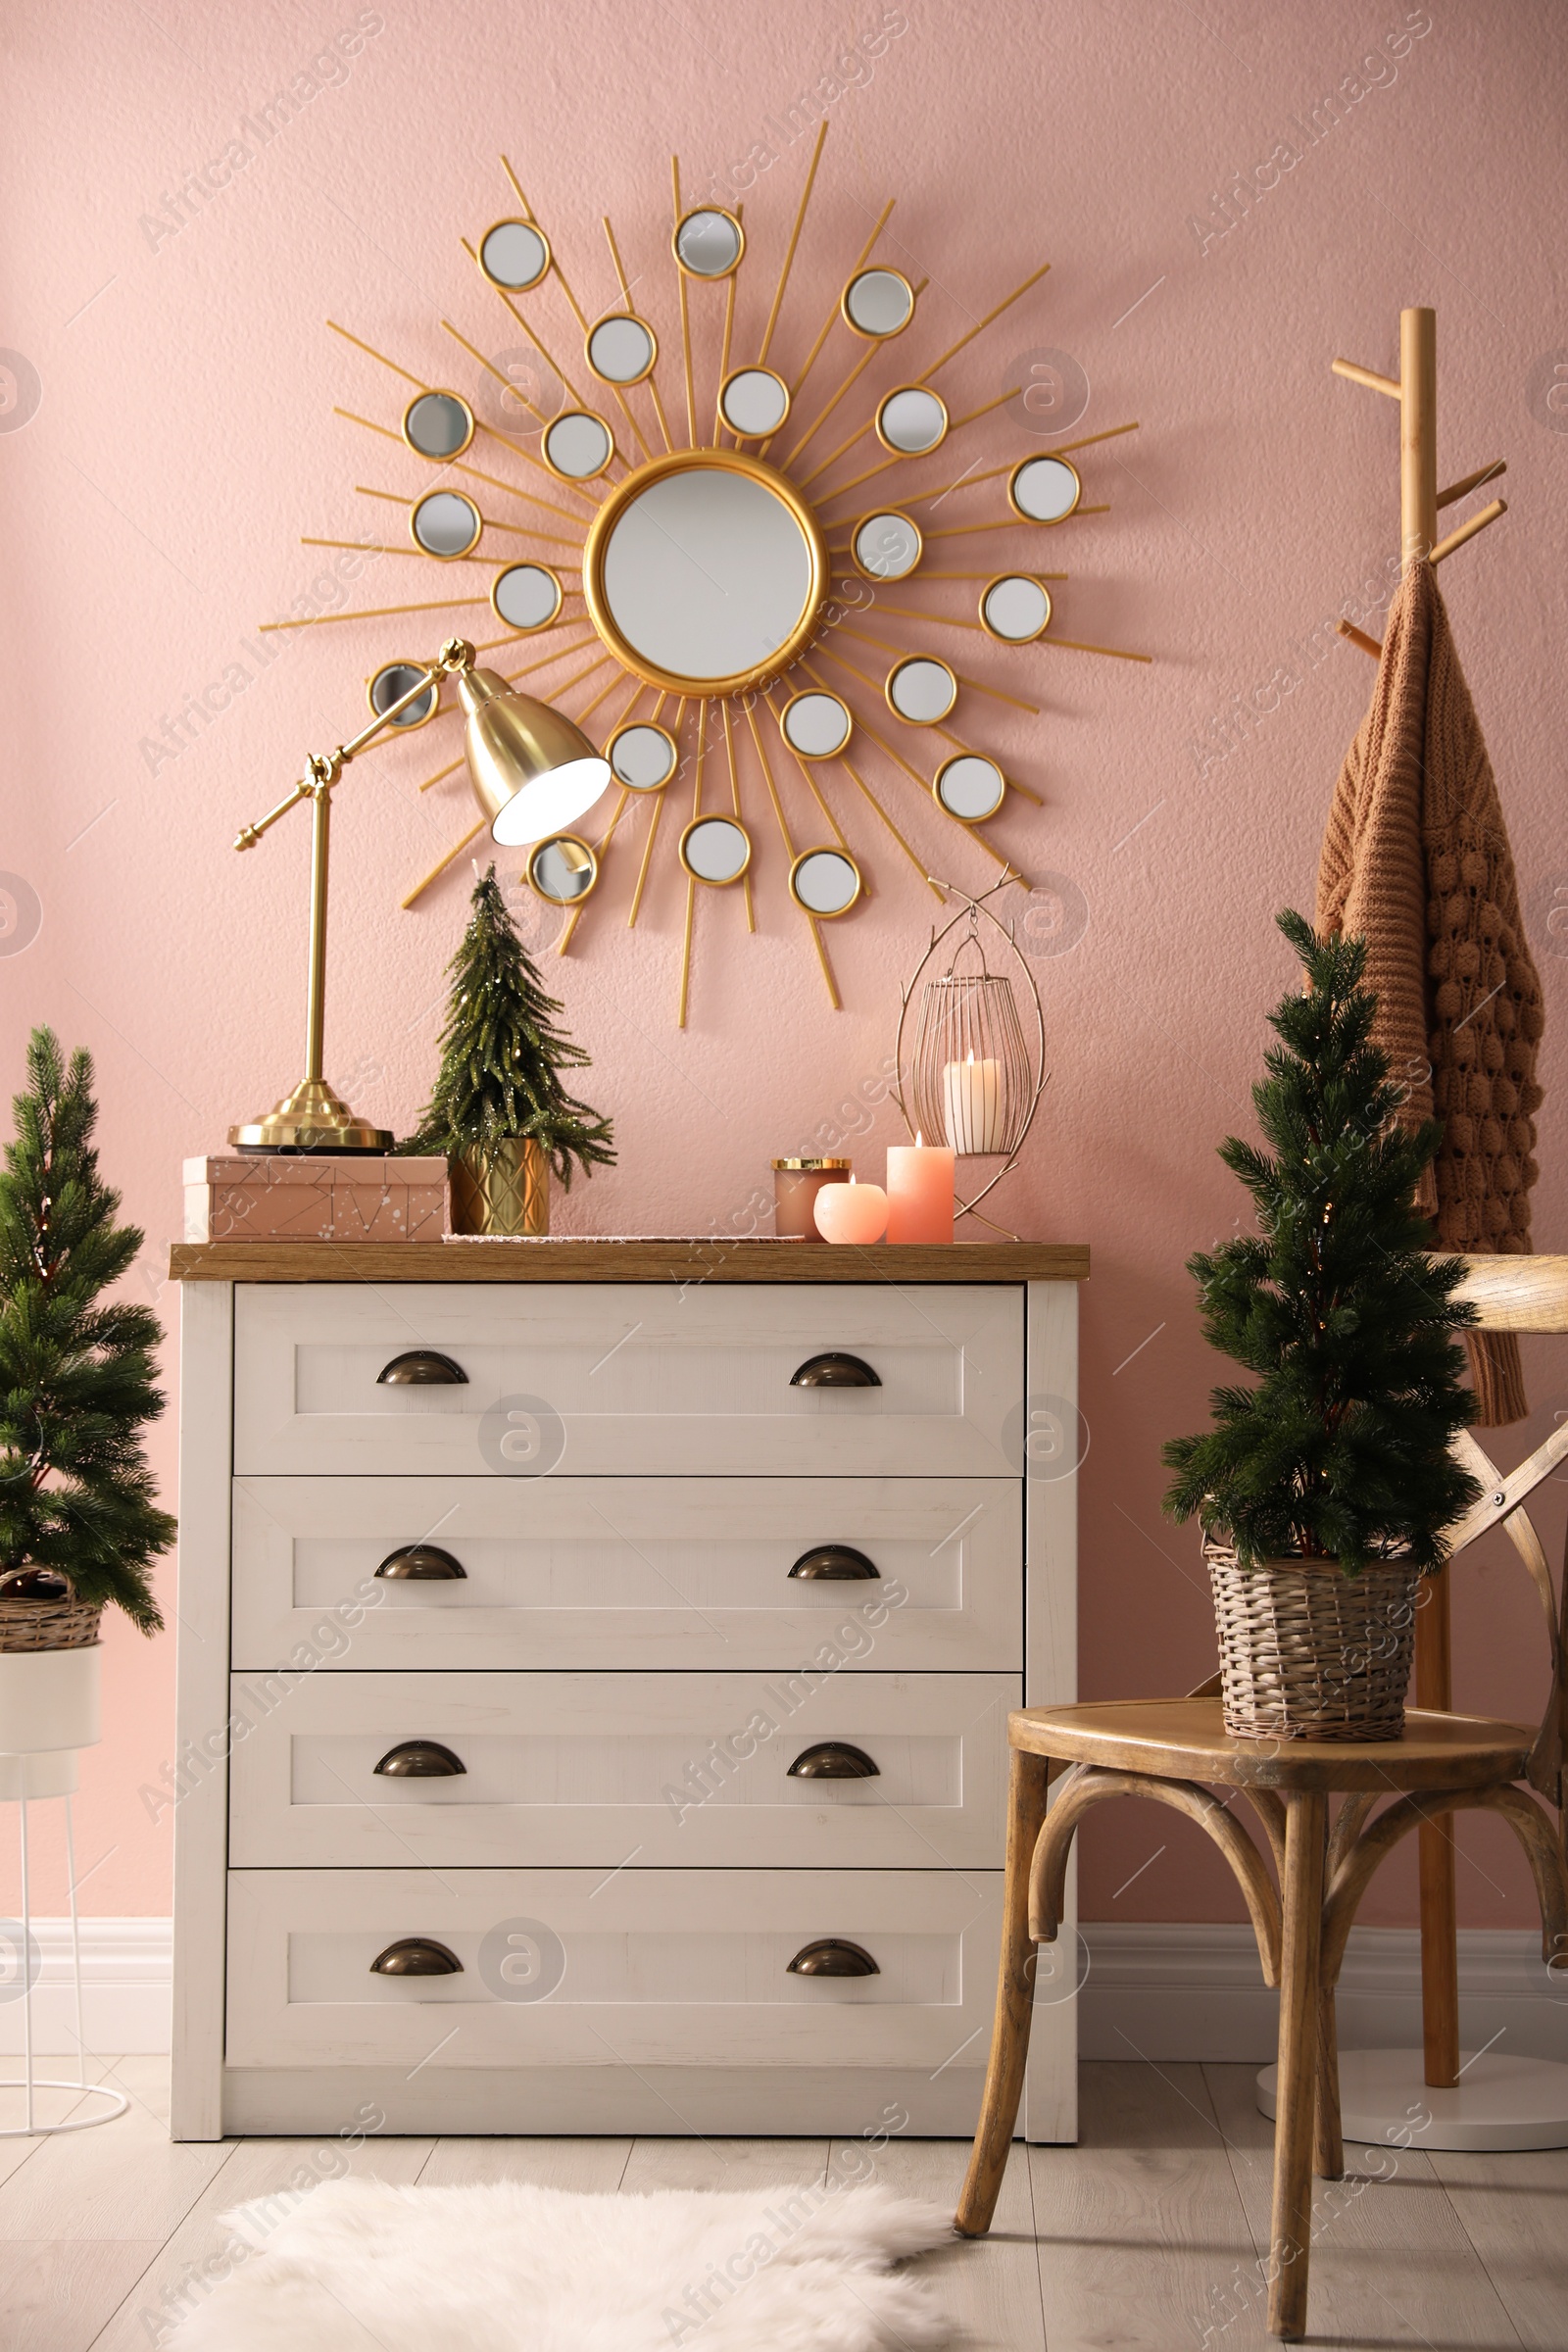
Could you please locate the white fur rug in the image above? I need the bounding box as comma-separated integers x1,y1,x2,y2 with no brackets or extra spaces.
171,2175,956,2351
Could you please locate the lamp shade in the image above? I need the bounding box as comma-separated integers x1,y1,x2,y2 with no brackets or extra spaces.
457,665,612,847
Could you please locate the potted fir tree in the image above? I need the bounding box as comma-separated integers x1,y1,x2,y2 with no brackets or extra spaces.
402,867,615,1234
1162,912,1481,1742
0,1032,171,1769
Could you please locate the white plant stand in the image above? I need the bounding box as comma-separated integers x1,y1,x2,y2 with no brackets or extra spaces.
1258,2049,1568,2153
0,1646,127,2136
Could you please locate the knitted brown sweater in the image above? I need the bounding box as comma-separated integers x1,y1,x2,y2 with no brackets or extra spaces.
1316,561,1544,1426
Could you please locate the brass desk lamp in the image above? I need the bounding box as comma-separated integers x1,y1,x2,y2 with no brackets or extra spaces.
228,637,611,1152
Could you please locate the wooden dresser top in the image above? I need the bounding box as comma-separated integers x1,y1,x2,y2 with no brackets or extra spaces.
169,1239,1090,1285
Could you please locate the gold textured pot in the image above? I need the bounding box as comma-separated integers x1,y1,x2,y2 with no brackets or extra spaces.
449,1139,550,1236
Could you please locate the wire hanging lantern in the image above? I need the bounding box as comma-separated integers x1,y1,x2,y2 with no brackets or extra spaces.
893,876,1049,1234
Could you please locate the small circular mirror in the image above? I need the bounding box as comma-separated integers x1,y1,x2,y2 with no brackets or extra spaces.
412,490,482,560
934,753,1005,822
368,662,437,730
543,411,613,480
779,691,852,760
673,207,745,279
609,721,678,791
790,848,862,917
981,575,1052,642
491,562,563,632
852,510,922,581
479,219,551,292
875,386,949,457
842,269,914,339
1010,454,1081,523
680,814,751,885
527,833,599,906
403,390,474,460
886,656,956,725
587,315,657,386
719,367,790,440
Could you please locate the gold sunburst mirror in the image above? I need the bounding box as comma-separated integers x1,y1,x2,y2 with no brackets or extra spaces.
275,132,1149,1023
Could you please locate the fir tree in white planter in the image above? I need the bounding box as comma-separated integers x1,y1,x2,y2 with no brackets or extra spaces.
0,1032,172,1769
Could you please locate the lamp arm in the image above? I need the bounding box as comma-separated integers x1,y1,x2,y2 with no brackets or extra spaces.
230,648,461,852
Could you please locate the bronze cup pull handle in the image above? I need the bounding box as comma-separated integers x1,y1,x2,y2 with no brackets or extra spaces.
374,1544,467,1581
788,1544,879,1581
369,1936,464,1976
789,1351,881,1389
373,1740,467,1778
377,1349,468,1386
788,1741,880,1780
786,1937,880,1977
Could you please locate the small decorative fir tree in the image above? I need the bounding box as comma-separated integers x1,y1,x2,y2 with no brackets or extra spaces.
402,866,615,1188
0,1030,174,1629
1162,910,1481,1573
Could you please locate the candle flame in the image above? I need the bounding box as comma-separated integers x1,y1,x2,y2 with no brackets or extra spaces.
914,1131,923,1148
966,1050,975,1064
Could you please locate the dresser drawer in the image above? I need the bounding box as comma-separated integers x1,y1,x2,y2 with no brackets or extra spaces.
230,1474,1021,1672
232,1282,1023,1477
225,1669,1012,1869
224,1867,1003,2072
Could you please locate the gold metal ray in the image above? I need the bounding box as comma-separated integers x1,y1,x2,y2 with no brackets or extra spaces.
1047,419,1141,455
416,755,466,795
796,658,943,897
672,158,697,450
457,243,593,416
781,198,895,413
915,262,1051,384
629,695,684,928
931,721,1044,807
805,654,1024,875
830,622,1042,712
758,120,827,368
327,318,428,390
441,319,602,509
712,264,739,449
761,690,850,849
923,508,1107,539
906,460,1011,505
791,278,932,484
557,680,644,955
576,664,636,722
817,383,1022,507
301,537,428,560
353,485,568,550
605,213,676,457
259,594,491,634
677,696,708,1026
719,700,756,931
401,818,486,908
743,698,838,1008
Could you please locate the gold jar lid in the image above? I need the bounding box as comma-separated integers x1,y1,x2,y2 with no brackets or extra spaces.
771,1156,853,1171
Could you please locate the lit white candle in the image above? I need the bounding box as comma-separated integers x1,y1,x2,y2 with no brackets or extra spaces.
942,1052,1004,1153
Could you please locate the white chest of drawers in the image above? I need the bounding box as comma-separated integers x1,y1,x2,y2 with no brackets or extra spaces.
170,1238,1086,2142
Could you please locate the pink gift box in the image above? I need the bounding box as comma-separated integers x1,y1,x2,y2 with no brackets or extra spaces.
183,1154,450,1244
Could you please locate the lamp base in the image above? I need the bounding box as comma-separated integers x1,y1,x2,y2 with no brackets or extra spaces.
228,1079,394,1154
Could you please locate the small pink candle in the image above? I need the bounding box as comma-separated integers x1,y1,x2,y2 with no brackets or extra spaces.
886,1139,956,1243
813,1175,889,1244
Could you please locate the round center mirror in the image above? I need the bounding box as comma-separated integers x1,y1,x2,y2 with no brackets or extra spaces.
981,575,1052,642
681,814,751,885
609,722,678,791
842,269,914,339
587,315,657,386
934,753,1005,822
527,834,598,906
852,511,922,581
790,848,862,916
673,208,744,278
779,690,852,760
479,219,551,292
585,451,827,696
1010,454,1081,522
368,662,436,729
491,563,563,632
412,490,482,559
876,386,949,456
544,411,613,480
403,391,473,460
886,656,957,724
719,368,790,440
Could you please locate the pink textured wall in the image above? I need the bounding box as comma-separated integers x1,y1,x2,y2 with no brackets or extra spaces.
1,0,1563,1933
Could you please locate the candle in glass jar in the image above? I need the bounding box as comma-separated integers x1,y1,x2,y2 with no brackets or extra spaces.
886,1138,956,1243
813,1174,889,1245
942,1052,1005,1153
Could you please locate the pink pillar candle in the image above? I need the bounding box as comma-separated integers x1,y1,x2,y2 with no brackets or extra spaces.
886,1143,956,1243
813,1176,889,1244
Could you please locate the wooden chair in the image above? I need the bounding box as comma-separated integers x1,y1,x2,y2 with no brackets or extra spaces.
956,1258,1568,2343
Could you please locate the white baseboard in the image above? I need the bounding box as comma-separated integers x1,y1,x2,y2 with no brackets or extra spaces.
0,1918,172,2055
1081,1921,1568,2063
6,1919,1564,2070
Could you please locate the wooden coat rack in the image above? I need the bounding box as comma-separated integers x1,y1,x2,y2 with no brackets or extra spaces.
1330,309,1510,2100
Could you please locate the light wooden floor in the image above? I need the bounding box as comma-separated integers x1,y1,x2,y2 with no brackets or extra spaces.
0,2054,1563,2348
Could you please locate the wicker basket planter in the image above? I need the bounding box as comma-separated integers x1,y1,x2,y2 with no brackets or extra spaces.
1204,1538,1422,1742
0,1593,103,1655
